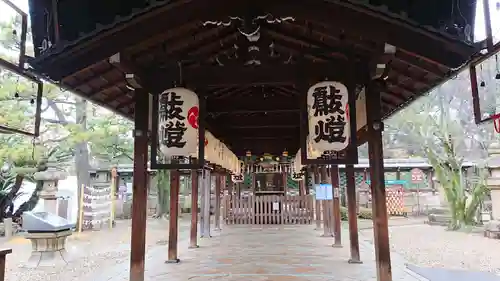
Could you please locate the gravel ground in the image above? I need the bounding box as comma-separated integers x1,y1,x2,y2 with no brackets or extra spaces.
1,217,192,281
360,219,500,274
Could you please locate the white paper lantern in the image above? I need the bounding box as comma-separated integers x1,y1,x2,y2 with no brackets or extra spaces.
307,81,350,155
158,87,199,158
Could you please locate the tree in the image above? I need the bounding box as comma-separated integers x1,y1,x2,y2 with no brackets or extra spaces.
383,67,492,229
0,16,134,220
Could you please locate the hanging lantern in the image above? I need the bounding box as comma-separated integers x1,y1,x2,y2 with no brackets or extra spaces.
307,81,350,154
158,87,199,158
282,150,288,157
246,150,252,157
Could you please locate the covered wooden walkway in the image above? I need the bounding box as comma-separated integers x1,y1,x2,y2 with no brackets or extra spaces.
96,225,422,281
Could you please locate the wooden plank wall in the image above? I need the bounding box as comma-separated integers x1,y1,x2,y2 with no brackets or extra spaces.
223,195,314,225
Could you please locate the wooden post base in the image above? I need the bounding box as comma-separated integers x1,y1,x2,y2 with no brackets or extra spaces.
165,258,181,264
348,259,363,264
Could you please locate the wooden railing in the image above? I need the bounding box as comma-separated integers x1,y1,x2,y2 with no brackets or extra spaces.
0,249,12,281
223,195,314,225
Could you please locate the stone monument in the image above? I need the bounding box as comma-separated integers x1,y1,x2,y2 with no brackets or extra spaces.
23,168,72,267
484,143,500,238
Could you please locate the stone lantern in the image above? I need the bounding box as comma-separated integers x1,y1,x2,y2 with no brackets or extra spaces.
22,167,71,268
33,168,68,214
484,143,500,238
487,143,500,219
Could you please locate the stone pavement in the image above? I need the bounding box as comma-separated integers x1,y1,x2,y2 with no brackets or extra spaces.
97,224,426,281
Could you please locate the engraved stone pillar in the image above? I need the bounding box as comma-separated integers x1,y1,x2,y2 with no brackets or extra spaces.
487,143,500,221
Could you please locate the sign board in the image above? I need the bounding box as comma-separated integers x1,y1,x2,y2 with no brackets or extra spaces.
365,180,407,186
411,168,424,183
333,187,340,198
231,174,244,183
315,184,333,200
272,202,280,211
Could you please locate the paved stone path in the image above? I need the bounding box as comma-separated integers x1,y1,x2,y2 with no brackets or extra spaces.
98,224,425,281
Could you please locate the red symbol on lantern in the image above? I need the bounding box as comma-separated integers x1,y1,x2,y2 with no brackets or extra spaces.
187,106,199,129
204,138,208,146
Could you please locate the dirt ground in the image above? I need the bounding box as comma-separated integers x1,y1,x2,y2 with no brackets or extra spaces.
1,218,191,281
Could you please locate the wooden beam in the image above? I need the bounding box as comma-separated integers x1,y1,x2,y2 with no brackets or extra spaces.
228,125,299,129
153,62,359,88
267,0,475,68
208,96,299,113
211,112,299,124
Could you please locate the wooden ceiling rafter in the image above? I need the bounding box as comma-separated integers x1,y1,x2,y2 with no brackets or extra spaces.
125,21,204,57
269,41,327,63
265,0,475,68
210,86,241,99
212,87,254,100
31,0,242,80
292,20,378,55
212,113,299,126
148,62,358,88
207,95,300,113
70,67,117,91
393,50,447,78
269,87,294,97
265,29,348,62
146,26,239,66
266,26,349,61
268,22,372,61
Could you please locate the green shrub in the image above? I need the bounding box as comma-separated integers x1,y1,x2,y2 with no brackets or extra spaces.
358,207,373,219
339,206,373,221
340,207,348,221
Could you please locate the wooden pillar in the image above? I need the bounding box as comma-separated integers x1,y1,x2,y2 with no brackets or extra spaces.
252,173,256,192
0,249,12,281
167,169,180,263
199,170,205,236
313,166,321,230
346,164,362,263
227,175,233,195
214,173,222,230
189,170,199,248
283,171,288,192
201,170,211,238
129,91,149,281
331,166,342,247
429,170,435,194
305,168,310,195
366,80,392,281
483,0,494,51
321,166,333,237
